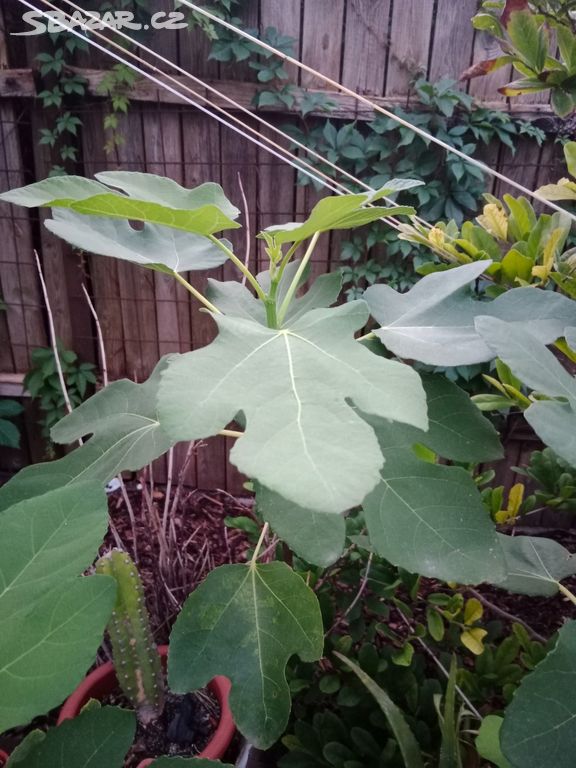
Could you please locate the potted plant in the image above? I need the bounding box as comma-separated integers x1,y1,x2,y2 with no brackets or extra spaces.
58,551,235,768
0,169,576,767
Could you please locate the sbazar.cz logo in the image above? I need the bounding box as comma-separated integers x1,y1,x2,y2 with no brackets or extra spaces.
12,10,188,35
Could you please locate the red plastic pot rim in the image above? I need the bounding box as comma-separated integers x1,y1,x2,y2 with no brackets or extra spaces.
58,645,235,768
0,748,9,767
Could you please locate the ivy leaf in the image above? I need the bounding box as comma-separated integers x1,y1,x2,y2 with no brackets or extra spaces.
45,210,230,274
493,534,576,596
0,576,115,732
255,484,346,567
0,359,174,510
7,704,135,768
168,562,324,748
262,183,420,245
502,620,576,768
365,261,576,365
475,317,576,466
158,303,427,515
0,172,240,236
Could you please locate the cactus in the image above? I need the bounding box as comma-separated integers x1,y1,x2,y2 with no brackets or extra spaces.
96,550,165,725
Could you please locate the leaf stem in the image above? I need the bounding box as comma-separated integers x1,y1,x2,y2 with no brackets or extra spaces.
558,582,576,606
219,428,243,438
173,272,221,314
250,522,270,568
277,232,321,325
357,332,376,342
208,235,266,301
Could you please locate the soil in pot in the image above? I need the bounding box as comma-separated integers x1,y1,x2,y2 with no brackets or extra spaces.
103,686,220,768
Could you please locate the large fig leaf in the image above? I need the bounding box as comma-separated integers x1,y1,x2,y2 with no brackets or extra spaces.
475,317,576,466
365,261,576,365
0,483,109,614
7,704,135,768
362,375,504,583
168,562,323,749
263,181,421,245
0,358,174,510
255,484,346,567
363,419,505,584
45,210,230,274
0,172,240,236
501,620,576,768
158,302,427,515
493,534,576,596
0,576,115,732
0,483,114,731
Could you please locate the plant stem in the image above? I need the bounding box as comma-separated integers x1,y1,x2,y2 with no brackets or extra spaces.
357,331,376,342
219,428,243,438
208,235,266,301
558,582,576,606
277,232,321,325
467,587,546,643
173,271,221,314
250,522,270,567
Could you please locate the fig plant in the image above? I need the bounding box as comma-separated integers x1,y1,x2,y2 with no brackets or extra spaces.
0,169,575,767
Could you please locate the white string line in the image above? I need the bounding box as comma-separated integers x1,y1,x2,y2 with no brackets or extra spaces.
55,0,490,240
23,0,413,241
181,0,576,225
57,0,377,196
17,0,349,201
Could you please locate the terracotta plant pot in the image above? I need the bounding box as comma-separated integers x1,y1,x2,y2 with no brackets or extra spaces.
0,749,8,767
58,645,235,768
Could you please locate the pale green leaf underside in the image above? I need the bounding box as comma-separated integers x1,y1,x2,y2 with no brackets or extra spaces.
263,182,420,244
0,358,174,510
502,620,576,768
0,575,115,732
8,704,135,768
255,484,346,567
168,562,323,749
158,302,427,514
0,172,240,236
206,269,341,327
476,317,576,466
45,210,230,274
366,261,576,366
363,411,504,584
493,533,576,596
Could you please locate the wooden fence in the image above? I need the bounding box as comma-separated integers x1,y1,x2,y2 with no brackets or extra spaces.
0,0,568,490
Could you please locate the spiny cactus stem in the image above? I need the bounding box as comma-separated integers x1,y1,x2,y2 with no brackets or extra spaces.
96,550,165,725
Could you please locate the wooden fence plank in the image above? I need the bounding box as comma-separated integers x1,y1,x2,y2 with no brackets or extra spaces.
386,0,435,95
468,31,513,102
182,112,227,491
342,0,391,95
300,0,346,88
428,0,478,82
81,105,126,381
260,0,303,82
